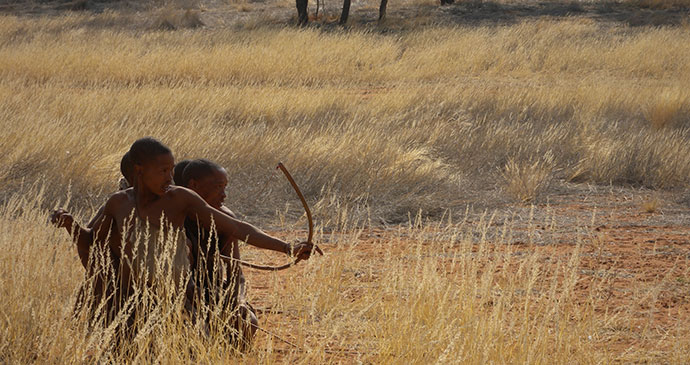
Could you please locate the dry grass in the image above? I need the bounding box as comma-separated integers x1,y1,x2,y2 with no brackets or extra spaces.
645,89,689,130
642,196,661,213
1,9,690,363
1,17,689,222
2,191,689,363
502,152,554,203
0,193,620,362
154,8,204,30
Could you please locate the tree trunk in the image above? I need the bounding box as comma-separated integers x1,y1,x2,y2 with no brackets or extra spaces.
378,0,388,21
339,0,351,25
296,0,309,25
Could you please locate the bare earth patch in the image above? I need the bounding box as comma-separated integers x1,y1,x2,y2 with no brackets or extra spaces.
242,185,690,362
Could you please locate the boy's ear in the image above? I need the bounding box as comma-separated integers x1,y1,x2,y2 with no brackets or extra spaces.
134,164,143,176
188,179,197,190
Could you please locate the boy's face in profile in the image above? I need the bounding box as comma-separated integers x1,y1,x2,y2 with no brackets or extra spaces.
189,168,228,209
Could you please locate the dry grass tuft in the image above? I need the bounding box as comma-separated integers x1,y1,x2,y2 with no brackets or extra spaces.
645,89,689,130
502,153,554,203
642,196,660,213
154,7,204,30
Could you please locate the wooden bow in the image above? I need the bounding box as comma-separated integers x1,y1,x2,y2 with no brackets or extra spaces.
220,162,322,271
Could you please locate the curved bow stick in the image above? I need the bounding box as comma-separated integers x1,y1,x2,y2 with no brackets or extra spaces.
220,162,322,271
276,162,323,257
219,254,297,271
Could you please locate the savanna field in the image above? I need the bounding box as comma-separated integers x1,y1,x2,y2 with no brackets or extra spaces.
1,0,690,361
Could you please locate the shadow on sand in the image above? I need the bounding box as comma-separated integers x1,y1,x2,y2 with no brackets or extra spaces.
340,0,690,30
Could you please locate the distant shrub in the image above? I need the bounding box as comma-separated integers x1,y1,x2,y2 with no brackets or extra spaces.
153,8,203,30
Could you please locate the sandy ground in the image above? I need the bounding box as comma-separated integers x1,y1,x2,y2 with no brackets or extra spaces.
238,183,690,361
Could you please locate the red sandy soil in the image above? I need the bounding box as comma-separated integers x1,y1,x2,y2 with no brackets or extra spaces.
241,185,690,361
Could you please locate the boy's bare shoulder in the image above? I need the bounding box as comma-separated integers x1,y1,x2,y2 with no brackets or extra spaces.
108,189,130,202
104,188,134,208
165,185,199,200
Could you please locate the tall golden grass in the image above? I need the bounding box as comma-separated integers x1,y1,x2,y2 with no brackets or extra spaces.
1,16,689,222
1,11,690,363
2,191,689,362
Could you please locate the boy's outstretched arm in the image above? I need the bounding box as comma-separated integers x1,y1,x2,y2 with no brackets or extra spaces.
181,188,319,260
51,209,94,269
219,205,237,219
